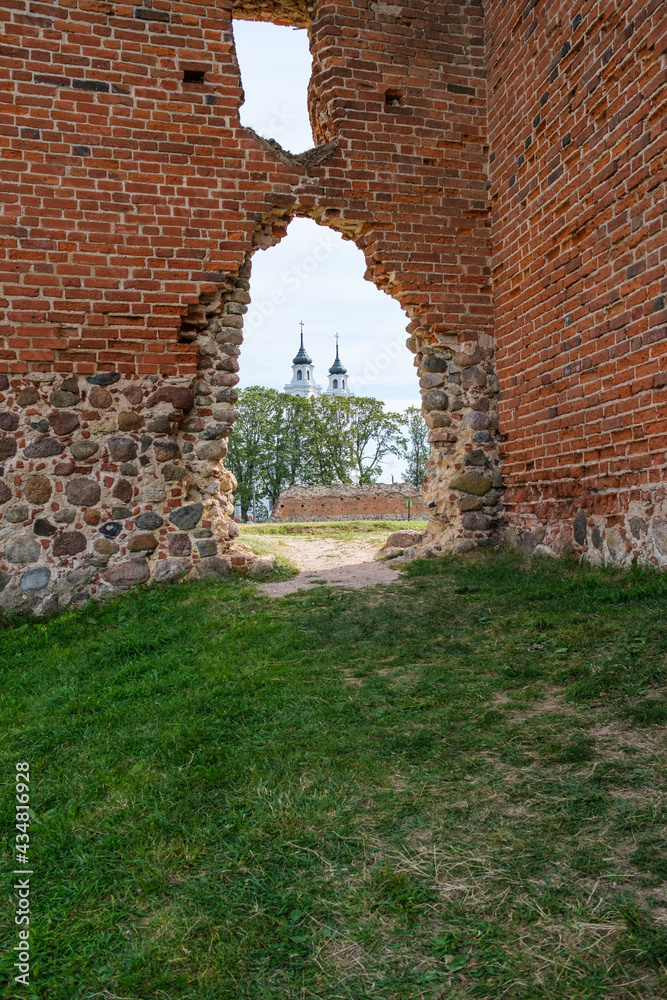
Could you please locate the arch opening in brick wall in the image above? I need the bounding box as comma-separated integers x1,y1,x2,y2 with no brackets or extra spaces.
218,213,423,496
241,214,415,408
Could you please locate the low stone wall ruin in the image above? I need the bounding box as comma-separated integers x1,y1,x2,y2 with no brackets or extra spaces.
269,483,429,522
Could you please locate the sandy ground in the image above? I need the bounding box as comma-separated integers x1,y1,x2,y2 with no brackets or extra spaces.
255,536,401,597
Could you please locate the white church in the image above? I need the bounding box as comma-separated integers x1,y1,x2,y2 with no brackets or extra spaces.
283,323,354,398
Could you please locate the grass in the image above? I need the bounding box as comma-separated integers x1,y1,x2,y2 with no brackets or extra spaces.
240,519,428,542
1,545,666,999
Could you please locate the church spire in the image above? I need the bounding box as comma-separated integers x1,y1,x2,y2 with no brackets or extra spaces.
325,334,353,395
284,321,320,397
328,333,347,375
292,320,313,365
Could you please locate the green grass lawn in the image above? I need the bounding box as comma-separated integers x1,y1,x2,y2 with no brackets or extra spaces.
239,519,428,542
1,549,666,999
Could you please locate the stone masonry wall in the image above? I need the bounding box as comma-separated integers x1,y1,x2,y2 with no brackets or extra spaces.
269,483,429,522
0,0,665,611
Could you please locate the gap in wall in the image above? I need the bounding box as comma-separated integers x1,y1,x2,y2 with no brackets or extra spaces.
240,217,421,483
232,20,314,153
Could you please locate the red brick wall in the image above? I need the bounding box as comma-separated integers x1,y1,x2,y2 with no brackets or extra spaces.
0,0,496,610
270,484,429,521
0,0,491,375
1,0,665,612
487,1,667,560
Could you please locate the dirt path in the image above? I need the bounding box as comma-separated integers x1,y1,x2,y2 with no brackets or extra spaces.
256,536,401,597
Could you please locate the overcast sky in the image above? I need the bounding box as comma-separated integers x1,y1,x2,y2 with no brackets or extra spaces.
232,21,420,480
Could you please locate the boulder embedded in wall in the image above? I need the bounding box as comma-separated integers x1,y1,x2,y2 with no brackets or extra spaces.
70,440,99,461
49,389,80,407
48,411,79,436
4,536,41,564
460,366,487,389
98,521,123,539
0,436,17,460
169,533,192,556
112,479,133,503
17,387,40,406
215,387,238,404
155,559,190,583
154,439,180,462
20,567,51,592
463,411,490,430
146,386,195,411
458,496,483,511
196,539,217,557
169,503,203,530
462,512,490,531
94,538,119,556
195,441,228,461
605,528,622,560
24,437,64,458
5,504,28,523
108,438,138,462
66,478,101,507
101,559,150,589
449,473,492,496
420,354,449,373
144,481,167,503
89,386,112,409
118,411,144,431
128,533,158,552
163,464,186,482
87,372,121,387
123,386,143,405
0,412,19,431
197,556,232,579
0,480,11,505
573,510,588,545
33,518,57,536
552,527,574,556
147,416,172,434
421,389,449,411
135,512,164,530
424,410,451,429
53,531,87,557
24,475,52,505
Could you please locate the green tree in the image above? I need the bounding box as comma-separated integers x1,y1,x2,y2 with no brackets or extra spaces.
229,389,411,519
226,386,273,520
306,396,354,485
343,396,405,483
261,392,311,508
402,405,429,487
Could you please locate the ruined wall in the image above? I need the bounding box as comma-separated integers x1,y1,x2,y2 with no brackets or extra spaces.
0,0,499,611
269,483,429,521
0,0,665,612
487,1,667,564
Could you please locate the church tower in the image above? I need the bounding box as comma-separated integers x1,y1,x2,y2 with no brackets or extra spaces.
325,334,354,396
283,322,321,398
